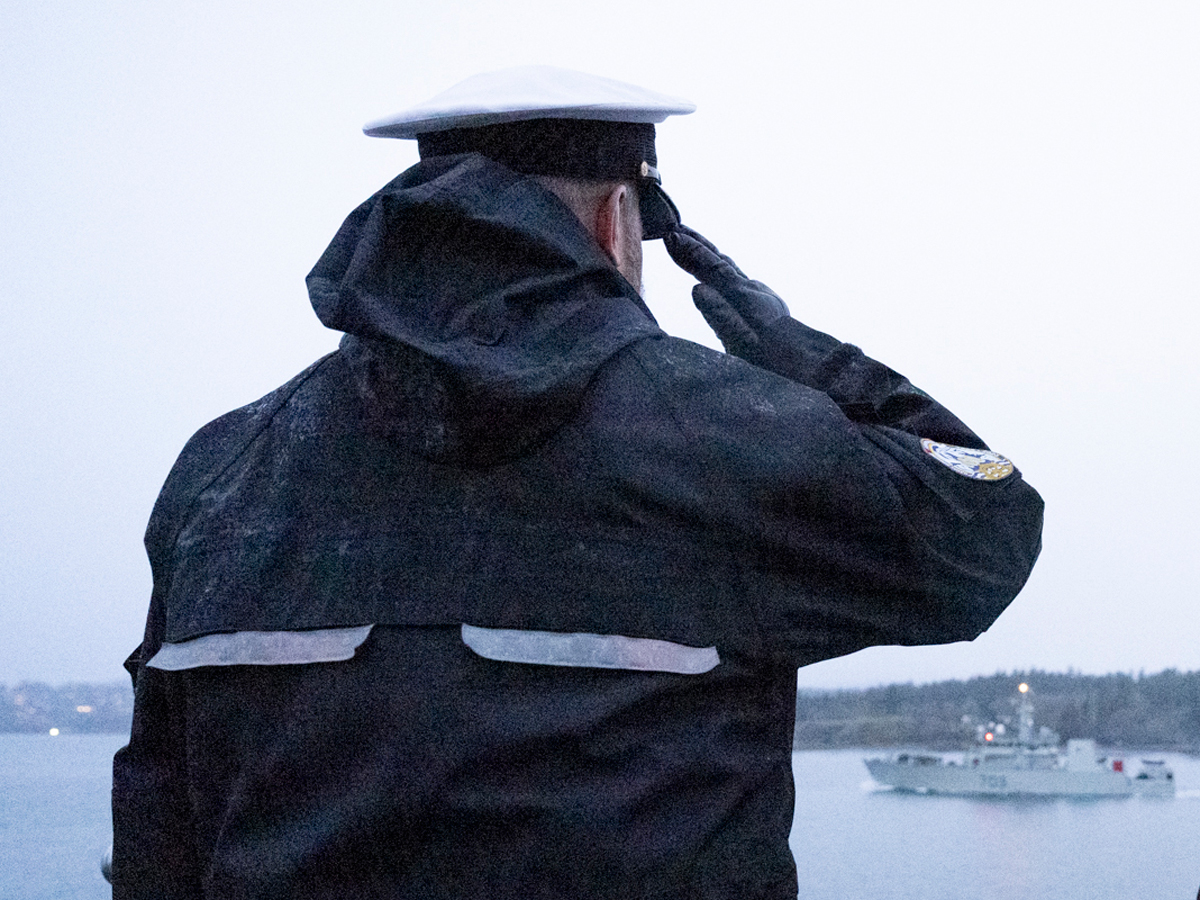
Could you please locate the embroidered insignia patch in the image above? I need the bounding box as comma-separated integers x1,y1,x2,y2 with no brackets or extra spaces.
920,439,1015,481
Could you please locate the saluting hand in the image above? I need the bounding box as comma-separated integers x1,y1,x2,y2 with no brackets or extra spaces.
663,225,790,360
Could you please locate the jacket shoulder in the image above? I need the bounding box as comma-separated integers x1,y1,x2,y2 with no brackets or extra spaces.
144,354,338,559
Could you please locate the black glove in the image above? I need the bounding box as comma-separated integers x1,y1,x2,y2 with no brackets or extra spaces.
663,225,790,360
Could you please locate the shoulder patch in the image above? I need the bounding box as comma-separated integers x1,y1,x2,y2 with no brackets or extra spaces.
920,438,1015,481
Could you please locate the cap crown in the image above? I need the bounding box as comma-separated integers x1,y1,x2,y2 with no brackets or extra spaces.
364,66,695,139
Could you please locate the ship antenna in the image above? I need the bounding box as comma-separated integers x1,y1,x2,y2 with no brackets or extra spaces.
1017,682,1034,745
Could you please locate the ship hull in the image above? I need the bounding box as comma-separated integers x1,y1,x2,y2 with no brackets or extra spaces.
864,757,1133,798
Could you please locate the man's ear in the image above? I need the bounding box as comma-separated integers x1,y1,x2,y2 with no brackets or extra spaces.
594,184,630,267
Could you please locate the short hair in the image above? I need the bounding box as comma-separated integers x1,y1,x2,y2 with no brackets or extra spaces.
532,175,638,226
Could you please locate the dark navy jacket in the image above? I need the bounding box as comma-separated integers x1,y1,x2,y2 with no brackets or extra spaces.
112,155,1044,899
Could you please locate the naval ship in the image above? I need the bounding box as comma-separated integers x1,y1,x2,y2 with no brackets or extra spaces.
864,683,1175,798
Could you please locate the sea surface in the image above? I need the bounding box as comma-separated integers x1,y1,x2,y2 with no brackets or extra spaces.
2,735,1198,899
791,749,1200,899
0,734,126,900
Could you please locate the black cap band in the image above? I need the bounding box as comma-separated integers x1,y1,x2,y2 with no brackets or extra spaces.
417,119,656,180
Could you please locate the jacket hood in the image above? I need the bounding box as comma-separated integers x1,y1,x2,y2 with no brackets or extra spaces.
306,155,662,465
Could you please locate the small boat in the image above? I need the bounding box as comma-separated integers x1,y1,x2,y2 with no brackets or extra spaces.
864,683,1175,798
1133,758,1176,796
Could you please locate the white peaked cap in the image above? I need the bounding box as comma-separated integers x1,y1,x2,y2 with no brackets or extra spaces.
363,66,696,139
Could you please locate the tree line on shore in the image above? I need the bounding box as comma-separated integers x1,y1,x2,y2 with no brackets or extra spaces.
794,669,1200,752
1,681,133,734
5,669,1198,752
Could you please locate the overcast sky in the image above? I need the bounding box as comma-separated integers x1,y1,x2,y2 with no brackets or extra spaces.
2,1,1197,690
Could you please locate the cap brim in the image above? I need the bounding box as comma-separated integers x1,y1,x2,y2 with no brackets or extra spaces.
640,181,680,241
364,66,695,139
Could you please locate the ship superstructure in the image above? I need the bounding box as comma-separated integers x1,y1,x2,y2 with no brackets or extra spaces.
864,683,1175,798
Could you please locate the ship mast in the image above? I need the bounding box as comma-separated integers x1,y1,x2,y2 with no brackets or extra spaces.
1017,682,1034,745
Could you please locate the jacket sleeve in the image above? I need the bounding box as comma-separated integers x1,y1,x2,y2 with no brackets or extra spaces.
112,640,204,899
625,315,1044,668
742,315,1045,663
752,316,984,444
109,364,334,899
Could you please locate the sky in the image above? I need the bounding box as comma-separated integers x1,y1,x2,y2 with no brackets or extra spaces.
2,1,1197,690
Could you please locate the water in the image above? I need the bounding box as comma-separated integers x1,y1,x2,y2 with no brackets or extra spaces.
790,749,1200,899
2,736,1198,899
0,734,125,900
